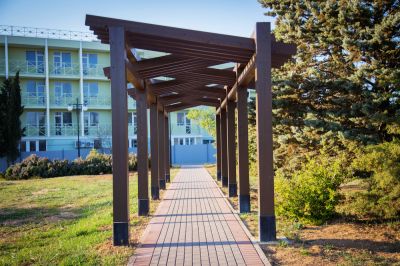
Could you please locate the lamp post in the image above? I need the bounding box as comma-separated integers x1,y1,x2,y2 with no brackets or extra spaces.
68,98,88,157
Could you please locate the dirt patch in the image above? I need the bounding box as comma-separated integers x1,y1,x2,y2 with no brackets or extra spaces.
31,188,59,195
45,211,78,223
262,221,400,265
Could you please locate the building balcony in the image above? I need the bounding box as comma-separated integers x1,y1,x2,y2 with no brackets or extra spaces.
84,124,111,137
50,124,77,136
49,63,80,77
25,124,46,137
9,60,45,76
22,92,46,107
128,123,137,136
170,123,202,135
50,94,80,107
83,95,111,107
83,64,109,78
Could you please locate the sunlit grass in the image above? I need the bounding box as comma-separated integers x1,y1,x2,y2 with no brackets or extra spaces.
0,169,179,265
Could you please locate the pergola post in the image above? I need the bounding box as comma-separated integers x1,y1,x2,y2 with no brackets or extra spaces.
150,103,159,200
158,109,166,189
215,113,222,181
109,26,129,246
164,114,171,182
227,99,237,197
255,22,276,242
137,85,149,216
220,108,228,187
237,87,250,212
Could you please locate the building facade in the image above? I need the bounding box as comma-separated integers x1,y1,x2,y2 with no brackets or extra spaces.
0,25,215,165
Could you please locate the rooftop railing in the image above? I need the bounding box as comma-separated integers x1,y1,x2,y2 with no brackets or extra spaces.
0,25,98,42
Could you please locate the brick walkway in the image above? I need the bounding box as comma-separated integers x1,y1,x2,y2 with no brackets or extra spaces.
129,166,269,266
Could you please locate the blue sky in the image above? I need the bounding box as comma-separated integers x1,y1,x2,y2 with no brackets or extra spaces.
0,0,274,37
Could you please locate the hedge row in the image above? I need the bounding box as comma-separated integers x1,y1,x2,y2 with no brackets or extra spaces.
4,149,138,180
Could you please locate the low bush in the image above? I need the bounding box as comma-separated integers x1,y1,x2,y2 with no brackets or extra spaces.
4,150,139,180
337,140,400,220
275,156,344,225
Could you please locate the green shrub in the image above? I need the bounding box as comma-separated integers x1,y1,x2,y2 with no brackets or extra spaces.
4,150,141,180
338,140,400,220
275,157,344,224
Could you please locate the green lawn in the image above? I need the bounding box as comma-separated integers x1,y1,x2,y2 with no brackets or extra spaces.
0,170,178,266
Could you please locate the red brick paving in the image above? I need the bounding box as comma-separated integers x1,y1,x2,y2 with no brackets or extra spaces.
129,166,268,266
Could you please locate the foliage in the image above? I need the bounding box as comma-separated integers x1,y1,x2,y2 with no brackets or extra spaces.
187,107,216,138
338,140,400,219
275,156,345,224
258,0,400,171
0,72,25,163
4,150,139,180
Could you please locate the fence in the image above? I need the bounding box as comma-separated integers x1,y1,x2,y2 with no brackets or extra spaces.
0,144,216,172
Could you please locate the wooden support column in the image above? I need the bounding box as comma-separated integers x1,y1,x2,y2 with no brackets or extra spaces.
158,109,166,189
227,99,237,197
109,26,129,245
164,114,171,182
237,87,250,212
137,85,149,216
255,22,276,241
150,103,159,200
220,108,228,187
215,113,222,181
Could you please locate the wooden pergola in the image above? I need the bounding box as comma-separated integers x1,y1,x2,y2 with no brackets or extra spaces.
85,15,295,245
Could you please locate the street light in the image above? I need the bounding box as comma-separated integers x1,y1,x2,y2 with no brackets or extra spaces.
67,98,88,157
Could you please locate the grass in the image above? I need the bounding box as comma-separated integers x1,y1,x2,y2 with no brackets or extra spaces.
0,169,179,266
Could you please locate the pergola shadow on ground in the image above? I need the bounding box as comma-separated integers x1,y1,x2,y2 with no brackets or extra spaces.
85,15,295,246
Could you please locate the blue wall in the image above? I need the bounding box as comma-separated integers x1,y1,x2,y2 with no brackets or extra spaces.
172,144,216,165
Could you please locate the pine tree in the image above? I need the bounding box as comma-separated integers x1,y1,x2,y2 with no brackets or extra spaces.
257,0,400,168
0,72,24,164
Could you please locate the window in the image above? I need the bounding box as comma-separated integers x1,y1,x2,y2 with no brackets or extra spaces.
177,112,185,126
27,112,46,136
55,112,72,135
83,82,99,102
38,140,46,151
177,112,191,133
203,139,215,144
84,112,99,135
26,81,45,104
131,139,137,148
53,52,72,74
173,137,194,146
54,82,72,104
82,53,98,75
26,51,44,73
29,141,36,152
128,112,137,134
20,141,26,152
185,138,194,145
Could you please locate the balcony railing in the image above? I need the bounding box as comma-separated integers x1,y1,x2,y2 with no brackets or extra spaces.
50,124,77,136
83,95,111,107
83,64,109,77
0,25,98,42
22,92,46,107
50,94,79,106
170,123,202,135
4,60,108,78
84,124,111,137
25,124,46,136
49,63,80,76
9,60,45,75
